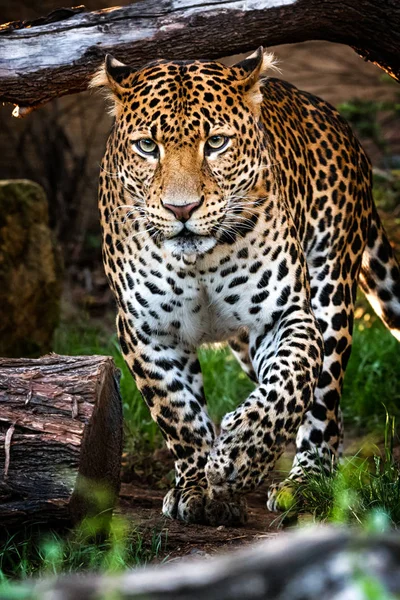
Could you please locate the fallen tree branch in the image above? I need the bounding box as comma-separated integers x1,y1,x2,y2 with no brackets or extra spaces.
0,0,398,113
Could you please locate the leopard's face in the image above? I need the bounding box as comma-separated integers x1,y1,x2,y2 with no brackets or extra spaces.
94,52,275,257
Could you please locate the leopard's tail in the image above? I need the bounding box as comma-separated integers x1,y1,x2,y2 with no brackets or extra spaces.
359,205,400,342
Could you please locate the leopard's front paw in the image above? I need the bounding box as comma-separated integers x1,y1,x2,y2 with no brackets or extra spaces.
162,485,247,526
267,480,297,513
204,493,247,526
205,410,271,495
162,486,204,524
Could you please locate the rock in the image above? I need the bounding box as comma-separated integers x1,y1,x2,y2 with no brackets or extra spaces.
0,180,62,357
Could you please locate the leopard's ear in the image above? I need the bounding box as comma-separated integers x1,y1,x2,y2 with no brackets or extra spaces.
90,55,135,113
233,47,278,110
234,47,278,86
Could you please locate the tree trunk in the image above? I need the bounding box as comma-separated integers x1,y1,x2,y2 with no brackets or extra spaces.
33,527,400,600
0,354,123,527
0,0,398,114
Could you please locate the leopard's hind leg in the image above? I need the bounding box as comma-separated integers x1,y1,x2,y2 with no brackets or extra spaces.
267,254,361,511
268,205,400,511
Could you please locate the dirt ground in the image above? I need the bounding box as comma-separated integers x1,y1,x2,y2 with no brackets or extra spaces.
118,474,283,561
116,434,372,561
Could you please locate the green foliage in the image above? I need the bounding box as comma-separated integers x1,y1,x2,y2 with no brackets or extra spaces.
0,517,165,598
337,96,400,154
338,99,386,149
373,170,400,212
293,414,400,528
341,319,400,427
353,575,396,600
199,346,255,423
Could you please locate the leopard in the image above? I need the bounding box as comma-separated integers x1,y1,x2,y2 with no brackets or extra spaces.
91,48,400,526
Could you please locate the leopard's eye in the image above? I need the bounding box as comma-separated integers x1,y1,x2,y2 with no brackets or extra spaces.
205,135,229,152
134,138,158,157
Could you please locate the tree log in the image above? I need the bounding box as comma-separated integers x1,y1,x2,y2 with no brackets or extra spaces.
0,354,123,527
34,527,400,599
0,0,398,113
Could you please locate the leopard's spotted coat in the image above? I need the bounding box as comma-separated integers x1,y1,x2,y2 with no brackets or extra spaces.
92,49,400,525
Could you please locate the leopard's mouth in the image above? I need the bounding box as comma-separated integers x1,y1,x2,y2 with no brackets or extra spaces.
175,227,197,240
163,227,217,258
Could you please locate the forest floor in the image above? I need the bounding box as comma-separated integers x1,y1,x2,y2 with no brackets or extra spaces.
113,428,391,562
119,475,281,561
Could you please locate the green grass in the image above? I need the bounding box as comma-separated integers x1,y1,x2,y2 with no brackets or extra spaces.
341,317,400,427
0,522,163,579
0,517,166,598
286,415,400,529
199,346,255,423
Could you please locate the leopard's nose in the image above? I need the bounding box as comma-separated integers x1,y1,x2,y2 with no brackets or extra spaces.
162,200,201,222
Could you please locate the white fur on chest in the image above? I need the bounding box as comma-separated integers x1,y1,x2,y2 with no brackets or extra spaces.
147,278,244,346
122,240,284,348
123,259,249,347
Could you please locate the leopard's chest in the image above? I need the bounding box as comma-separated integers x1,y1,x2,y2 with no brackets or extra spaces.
122,245,284,347
135,276,243,346
120,253,266,347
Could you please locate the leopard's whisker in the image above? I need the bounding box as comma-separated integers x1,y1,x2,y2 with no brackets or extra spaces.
98,164,120,179
116,224,157,249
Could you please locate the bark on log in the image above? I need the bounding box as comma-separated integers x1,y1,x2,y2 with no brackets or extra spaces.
0,0,398,113
0,354,123,527
34,527,400,600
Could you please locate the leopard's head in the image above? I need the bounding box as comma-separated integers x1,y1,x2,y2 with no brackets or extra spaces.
92,48,277,257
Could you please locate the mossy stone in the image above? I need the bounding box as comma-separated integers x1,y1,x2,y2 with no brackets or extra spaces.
0,180,62,357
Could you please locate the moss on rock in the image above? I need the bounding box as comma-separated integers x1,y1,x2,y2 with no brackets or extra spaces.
0,180,62,357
